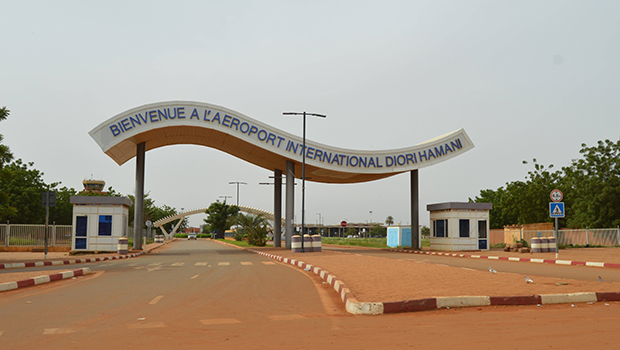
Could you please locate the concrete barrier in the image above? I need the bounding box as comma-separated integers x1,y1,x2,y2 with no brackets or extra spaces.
291,235,302,253
311,235,322,252
531,238,542,253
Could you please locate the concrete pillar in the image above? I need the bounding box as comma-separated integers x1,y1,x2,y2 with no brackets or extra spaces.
134,142,146,250
285,161,295,249
411,169,419,249
274,169,282,248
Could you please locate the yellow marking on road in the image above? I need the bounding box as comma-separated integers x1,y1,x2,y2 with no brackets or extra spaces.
170,262,185,267
200,318,241,325
149,295,164,305
194,262,208,266
218,262,230,266
262,261,276,265
240,262,253,266
43,328,76,335
126,322,166,329
267,314,305,321
191,275,200,279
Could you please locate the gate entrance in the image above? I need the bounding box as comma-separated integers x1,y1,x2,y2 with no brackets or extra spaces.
90,101,474,249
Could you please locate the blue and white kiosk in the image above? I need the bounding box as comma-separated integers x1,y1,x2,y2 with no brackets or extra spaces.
70,196,132,252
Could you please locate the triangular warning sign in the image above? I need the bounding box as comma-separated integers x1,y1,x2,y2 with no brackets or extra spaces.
552,205,563,216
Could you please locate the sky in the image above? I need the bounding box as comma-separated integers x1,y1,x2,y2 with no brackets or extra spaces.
2,1,619,229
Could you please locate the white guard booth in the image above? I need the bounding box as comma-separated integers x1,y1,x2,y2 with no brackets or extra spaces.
70,196,132,252
427,202,492,251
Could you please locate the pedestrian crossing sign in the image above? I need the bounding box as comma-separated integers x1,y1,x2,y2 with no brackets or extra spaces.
550,202,565,218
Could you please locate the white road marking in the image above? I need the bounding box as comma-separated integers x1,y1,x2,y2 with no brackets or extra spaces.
240,262,253,266
199,318,241,325
261,262,276,265
170,262,185,267
194,262,208,266
218,262,230,266
191,275,200,279
126,322,166,329
43,328,76,335
147,263,162,266
149,295,164,305
267,315,305,321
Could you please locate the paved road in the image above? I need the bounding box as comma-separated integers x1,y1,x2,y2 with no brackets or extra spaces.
0,240,341,349
2,241,620,349
324,247,620,283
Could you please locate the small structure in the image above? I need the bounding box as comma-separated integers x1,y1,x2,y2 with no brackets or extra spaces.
70,196,132,252
387,226,413,248
427,202,492,251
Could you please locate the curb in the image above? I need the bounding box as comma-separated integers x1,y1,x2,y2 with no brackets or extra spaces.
0,240,172,270
384,248,620,270
225,243,620,315
0,252,146,270
0,267,92,292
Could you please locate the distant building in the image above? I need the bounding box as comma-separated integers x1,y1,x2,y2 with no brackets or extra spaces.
80,177,107,195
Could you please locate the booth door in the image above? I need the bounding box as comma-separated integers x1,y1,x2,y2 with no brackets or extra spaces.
478,220,488,250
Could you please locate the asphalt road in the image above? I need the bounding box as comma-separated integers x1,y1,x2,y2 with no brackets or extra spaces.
2,241,620,349
323,246,620,283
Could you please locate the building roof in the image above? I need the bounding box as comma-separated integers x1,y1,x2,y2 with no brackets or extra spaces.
70,196,132,207
426,202,493,211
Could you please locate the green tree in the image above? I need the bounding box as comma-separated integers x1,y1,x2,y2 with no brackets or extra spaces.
203,200,239,234
385,215,394,226
562,139,620,228
370,223,387,237
0,159,48,223
0,106,13,167
232,213,271,246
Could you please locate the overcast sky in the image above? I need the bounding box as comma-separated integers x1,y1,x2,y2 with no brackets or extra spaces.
2,1,619,229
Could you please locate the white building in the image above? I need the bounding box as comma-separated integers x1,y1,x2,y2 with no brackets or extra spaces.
427,202,492,251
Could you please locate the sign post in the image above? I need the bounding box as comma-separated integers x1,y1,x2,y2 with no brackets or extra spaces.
549,189,564,259
41,191,56,259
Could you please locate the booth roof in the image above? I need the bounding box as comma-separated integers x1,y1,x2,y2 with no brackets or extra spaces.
70,196,132,207
426,202,493,211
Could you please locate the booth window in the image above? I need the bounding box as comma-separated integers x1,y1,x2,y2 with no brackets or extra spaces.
434,219,448,237
98,215,113,236
478,220,487,238
76,216,87,237
459,219,470,237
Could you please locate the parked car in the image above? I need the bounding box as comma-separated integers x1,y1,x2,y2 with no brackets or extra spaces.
188,232,197,240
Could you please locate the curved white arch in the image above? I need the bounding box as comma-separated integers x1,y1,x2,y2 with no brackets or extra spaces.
152,205,283,228
90,101,474,183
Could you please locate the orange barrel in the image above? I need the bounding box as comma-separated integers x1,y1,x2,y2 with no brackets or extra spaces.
291,235,302,253
531,238,542,253
117,237,128,255
541,237,549,252
311,235,322,252
547,236,557,252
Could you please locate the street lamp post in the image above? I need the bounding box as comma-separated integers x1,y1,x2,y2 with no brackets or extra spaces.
218,195,232,203
283,111,326,252
229,181,247,206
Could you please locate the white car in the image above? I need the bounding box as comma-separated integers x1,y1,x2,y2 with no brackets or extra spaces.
188,233,197,240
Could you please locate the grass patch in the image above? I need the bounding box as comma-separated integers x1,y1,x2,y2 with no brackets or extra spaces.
217,239,253,247
322,237,388,248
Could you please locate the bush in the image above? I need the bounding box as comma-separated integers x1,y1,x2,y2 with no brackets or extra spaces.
174,233,188,238
491,243,506,248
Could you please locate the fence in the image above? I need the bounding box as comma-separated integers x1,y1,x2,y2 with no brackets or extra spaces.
1,223,73,247
511,228,620,247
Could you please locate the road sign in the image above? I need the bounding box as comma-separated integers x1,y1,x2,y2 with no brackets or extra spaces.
550,202,565,218
41,191,56,207
340,220,347,228
550,189,563,202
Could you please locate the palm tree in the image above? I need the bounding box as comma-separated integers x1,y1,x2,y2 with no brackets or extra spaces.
233,213,271,246
385,215,394,226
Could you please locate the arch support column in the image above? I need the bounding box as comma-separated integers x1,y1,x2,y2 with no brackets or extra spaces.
134,142,146,250
273,169,282,248
285,161,295,249
411,169,419,249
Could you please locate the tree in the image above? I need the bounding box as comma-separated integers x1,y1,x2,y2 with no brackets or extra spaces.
203,200,239,234
0,159,48,223
370,223,387,237
385,215,394,226
232,213,271,246
0,106,13,167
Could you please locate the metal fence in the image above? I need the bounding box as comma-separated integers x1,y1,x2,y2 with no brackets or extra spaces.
517,228,620,247
0,224,73,247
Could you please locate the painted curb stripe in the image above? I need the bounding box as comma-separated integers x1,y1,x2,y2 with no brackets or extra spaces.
490,295,541,305
0,268,91,292
0,251,149,270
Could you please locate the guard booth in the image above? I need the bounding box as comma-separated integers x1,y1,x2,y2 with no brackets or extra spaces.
70,196,132,252
387,226,415,248
427,202,492,251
